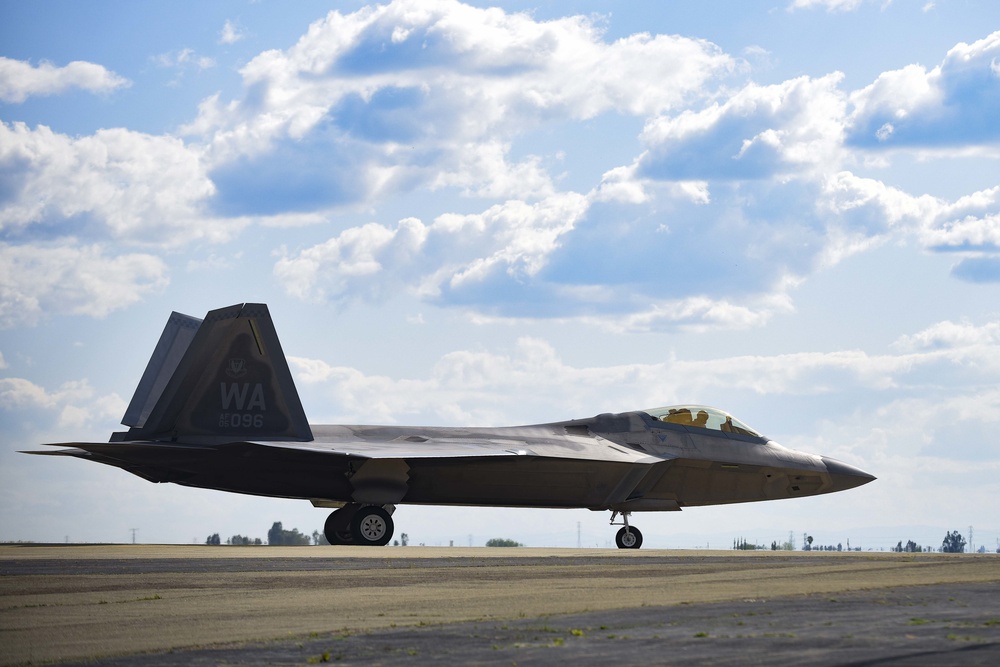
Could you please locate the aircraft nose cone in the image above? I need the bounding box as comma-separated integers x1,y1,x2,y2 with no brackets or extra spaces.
822,457,876,491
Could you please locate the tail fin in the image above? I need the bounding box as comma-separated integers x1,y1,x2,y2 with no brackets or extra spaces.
117,303,313,442
122,310,203,429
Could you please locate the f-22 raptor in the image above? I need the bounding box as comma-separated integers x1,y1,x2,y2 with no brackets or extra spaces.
27,303,875,548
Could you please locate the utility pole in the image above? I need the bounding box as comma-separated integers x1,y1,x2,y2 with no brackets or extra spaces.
968,525,973,554
577,522,581,549
129,528,138,544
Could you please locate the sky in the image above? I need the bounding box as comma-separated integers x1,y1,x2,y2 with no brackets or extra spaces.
1,0,999,552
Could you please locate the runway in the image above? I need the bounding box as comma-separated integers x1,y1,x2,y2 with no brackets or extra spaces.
2,545,999,665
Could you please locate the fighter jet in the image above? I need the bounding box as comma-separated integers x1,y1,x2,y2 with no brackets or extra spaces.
25,303,875,548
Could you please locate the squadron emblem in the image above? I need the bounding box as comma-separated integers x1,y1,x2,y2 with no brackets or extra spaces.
225,358,247,379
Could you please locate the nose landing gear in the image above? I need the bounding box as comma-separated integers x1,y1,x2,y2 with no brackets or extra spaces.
610,511,643,549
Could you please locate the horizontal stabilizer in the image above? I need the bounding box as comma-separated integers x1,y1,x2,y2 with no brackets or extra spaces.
20,447,90,457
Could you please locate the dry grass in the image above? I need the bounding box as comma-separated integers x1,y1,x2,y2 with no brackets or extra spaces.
2,545,998,665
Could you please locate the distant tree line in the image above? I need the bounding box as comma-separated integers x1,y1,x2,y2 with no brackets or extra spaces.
759,529,973,554
889,531,970,553
267,521,311,546
799,535,854,551
205,532,263,545
486,538,523,547
733,537,766,550
204,522,314,546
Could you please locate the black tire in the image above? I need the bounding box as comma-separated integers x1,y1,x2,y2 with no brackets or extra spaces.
324,506,358,545
615,526,643,549
350,506,394,546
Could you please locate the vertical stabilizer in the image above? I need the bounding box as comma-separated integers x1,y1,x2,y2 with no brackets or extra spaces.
121,303,313,442
122,311,202,429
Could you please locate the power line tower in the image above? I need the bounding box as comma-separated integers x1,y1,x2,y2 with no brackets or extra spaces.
129,528,138,544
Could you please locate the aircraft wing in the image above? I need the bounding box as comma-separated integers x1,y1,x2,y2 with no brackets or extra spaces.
255,438,666,464
30,432,669,463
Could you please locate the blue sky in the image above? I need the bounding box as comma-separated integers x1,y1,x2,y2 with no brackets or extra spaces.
2,0,999,551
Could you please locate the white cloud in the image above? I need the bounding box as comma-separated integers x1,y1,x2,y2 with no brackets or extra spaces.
429,141,555,199
638,73,848,182
0,377,125,429
0,121,241,246
0,377,82,410
892,319,1000,351
201,24,1000,322
0,243,168,328
788,0,867,11
154,48,216,71
275,218,429,302
0,57,130,103
291,337,641,424
287,315,1000,432
2,5,997,333
847,30,1000,148
819,173,1000,261
818,171,939,227
187,0,733,209
274,193,589,305
923,210,1000,251
607,294,793,334
219,20,246,45
591,165,652,204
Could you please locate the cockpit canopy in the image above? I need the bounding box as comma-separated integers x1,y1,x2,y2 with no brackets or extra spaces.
642,405,762,438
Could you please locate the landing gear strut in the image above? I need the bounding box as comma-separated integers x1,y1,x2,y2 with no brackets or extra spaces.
324,504,395,546
610,511,643,549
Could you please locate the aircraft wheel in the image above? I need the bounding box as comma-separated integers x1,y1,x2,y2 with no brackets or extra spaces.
351,505,394,546
324,506,358,545
615,526,643,549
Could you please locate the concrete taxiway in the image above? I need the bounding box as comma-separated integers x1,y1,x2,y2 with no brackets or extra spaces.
2,545,998,665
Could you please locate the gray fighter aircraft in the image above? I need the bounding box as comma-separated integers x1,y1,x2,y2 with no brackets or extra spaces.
26,303,875,548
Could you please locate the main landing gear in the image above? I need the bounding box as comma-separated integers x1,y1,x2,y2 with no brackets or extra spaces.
324,503,395,546
610,511,643,549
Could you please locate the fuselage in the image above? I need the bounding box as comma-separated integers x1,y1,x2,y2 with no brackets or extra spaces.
81,407,872,513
